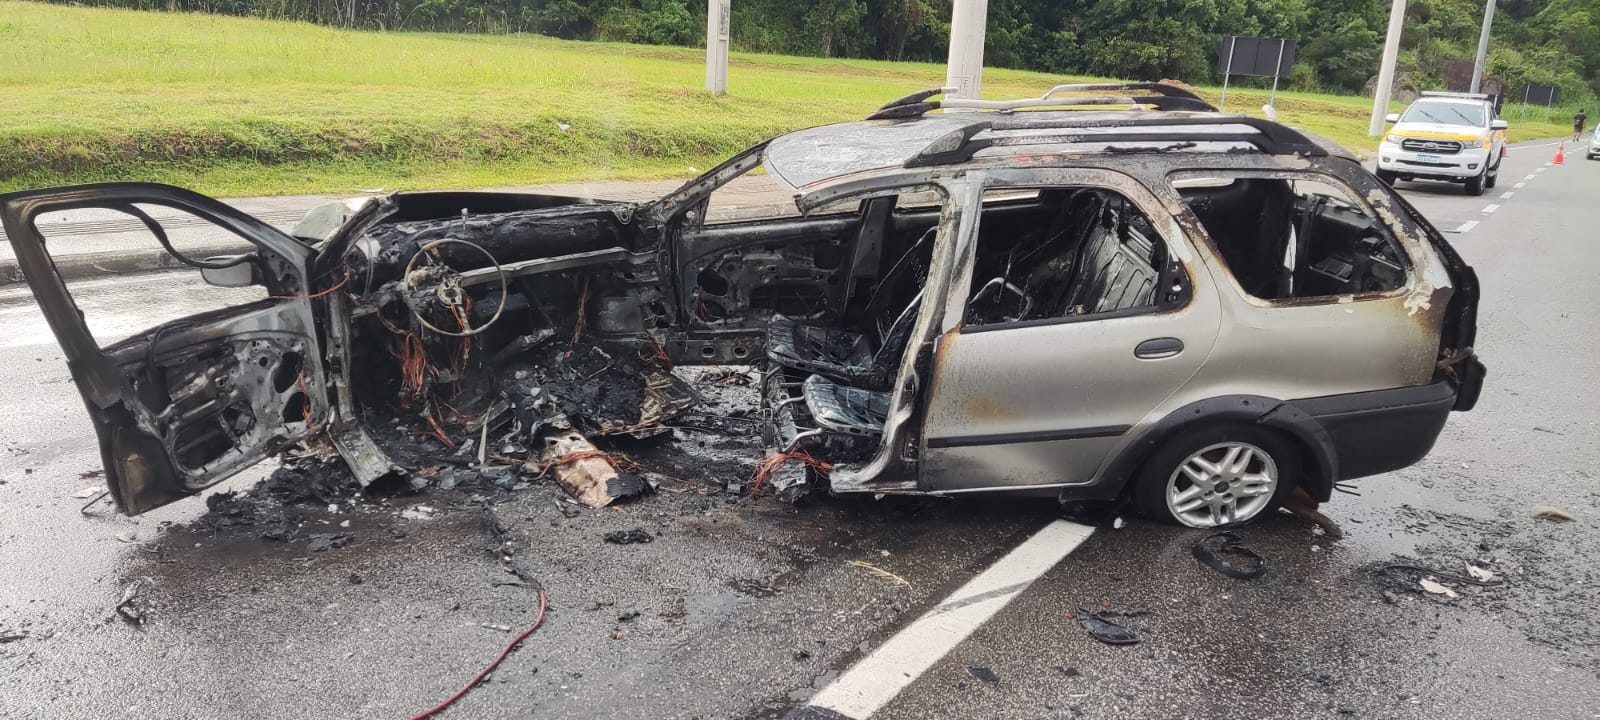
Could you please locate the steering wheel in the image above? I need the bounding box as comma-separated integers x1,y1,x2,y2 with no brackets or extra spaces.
400,238,509,337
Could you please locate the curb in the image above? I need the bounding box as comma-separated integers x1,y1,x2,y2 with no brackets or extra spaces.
0,241,254,287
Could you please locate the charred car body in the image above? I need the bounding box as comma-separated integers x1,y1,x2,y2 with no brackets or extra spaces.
2,84,1485,528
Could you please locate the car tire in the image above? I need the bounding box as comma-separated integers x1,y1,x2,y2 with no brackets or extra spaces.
1486,165,1498,189
1375,169,1397,185
1464,170,1486,196
1133,424,1301,528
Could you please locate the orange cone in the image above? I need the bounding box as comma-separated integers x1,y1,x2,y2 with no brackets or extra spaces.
1555,144,1565,165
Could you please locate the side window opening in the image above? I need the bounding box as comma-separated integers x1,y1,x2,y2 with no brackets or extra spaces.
28,204,269,343
698,166,859,226
964,187,1169,327
1177,176,1407,300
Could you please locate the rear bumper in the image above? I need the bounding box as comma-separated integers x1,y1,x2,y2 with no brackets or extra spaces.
1289,379,1469,482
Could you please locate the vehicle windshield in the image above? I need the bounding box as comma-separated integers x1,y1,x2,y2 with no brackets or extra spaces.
1401,101,1486,128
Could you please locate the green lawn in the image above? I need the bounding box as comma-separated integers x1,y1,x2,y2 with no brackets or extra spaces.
0,1,1576,197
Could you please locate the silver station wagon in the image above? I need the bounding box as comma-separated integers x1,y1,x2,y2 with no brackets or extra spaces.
2,83,1485,528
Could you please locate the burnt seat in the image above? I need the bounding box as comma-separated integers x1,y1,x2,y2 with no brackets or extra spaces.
764,227,934,391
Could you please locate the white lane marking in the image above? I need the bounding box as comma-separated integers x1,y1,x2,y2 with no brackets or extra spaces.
1539,164,1550,170
1524,174,1537,180
1482,204,1500,214
1499,191,1515,199
1514,182,1526,189
1451,220,1480,234
805,520,1094,719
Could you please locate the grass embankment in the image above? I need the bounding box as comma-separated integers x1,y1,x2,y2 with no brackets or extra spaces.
0,1,1578,197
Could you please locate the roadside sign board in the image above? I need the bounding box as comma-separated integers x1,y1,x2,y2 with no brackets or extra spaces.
1216,37,1296,78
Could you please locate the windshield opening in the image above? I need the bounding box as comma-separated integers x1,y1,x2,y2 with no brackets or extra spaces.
1401,102,1486,128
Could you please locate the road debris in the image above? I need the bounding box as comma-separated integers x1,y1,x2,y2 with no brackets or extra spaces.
401,505,438,521
114,581,147,625
603,529,653,545
72,485,102,498
78,469,103,479
1284,487,1344,538
1191,531,1267,580
539,431,644,508
1418,577,1459,599
1071,608,1139,645
964,665,1000,684
847,560,911,588
114,531,138,544
1530,505,1576,522
404,506,549,719
307,533,354,552
1371,562,1505,602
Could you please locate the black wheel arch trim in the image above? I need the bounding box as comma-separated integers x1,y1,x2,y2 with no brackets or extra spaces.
1080,394,1340,504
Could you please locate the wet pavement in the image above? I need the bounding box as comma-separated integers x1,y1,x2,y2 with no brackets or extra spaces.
2,144,1597,719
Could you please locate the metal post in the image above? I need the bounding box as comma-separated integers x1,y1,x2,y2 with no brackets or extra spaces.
1219,37,1236,112
705,0,730,95
1469,0,1495,93
1267,38,1286,109
944,0,989,101
1369,0,1407,137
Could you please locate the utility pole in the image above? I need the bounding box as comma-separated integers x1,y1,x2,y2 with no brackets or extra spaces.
944,0,989,101
1369,0,1408,137
706,0,730,95
1469,0,1496,93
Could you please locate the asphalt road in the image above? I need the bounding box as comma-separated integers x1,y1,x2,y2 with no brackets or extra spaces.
2,145,1597,720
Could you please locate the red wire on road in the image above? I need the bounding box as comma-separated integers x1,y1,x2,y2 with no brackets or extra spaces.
405,591,549,720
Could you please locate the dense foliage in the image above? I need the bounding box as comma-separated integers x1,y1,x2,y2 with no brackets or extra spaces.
65,0,1600,99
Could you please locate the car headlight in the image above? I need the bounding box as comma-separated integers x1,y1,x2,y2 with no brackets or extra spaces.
1479,137,1492,148
1384,133,1405,144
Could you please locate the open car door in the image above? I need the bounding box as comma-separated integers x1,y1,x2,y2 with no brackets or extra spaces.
1,183,333,515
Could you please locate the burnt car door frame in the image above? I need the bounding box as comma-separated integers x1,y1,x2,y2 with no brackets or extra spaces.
915,166,1220,494
0,182,333,514
658,143,900,365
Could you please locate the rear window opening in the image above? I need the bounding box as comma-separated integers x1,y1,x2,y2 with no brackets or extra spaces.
1176,176,1408,299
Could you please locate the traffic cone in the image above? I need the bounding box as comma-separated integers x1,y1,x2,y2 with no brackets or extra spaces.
1554,144,1565,165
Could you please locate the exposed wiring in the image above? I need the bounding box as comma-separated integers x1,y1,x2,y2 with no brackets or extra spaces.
404,591,548,720
424,407,456,448
391,333,429,399
569,274,591,350
748,449,831,496
270,271,351,301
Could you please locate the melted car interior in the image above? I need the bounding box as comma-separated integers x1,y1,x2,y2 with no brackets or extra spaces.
1178,176,1408,299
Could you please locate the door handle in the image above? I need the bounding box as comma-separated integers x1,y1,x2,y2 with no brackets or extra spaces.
1135,337,1184,359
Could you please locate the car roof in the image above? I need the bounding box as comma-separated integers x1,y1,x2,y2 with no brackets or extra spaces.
763,109,1351,194
759,84,1351,195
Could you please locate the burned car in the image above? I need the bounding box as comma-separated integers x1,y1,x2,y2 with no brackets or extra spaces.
2,83,1484,528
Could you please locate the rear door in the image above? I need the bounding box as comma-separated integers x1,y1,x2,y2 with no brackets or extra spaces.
2,183,332,514
918,168,1222,492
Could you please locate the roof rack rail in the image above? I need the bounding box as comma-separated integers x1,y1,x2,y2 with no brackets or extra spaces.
867,83,1217,120
903,114,1326,167
1419,91,1490,100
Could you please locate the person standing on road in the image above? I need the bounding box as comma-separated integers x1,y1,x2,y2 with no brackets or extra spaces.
1575,109,1588,141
